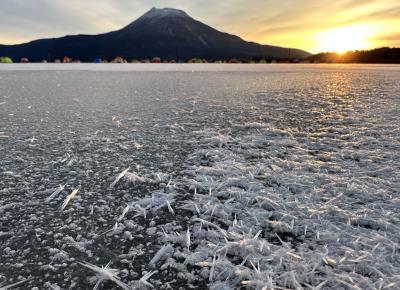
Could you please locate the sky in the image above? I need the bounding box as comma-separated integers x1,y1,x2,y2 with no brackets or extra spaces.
0,0,399,53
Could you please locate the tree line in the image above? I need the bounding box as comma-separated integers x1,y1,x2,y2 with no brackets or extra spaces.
308,47,400,63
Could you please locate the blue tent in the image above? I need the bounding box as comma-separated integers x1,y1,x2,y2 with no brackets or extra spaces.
93,58,102,63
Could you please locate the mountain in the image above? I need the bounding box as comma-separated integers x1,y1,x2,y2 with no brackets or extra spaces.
0,7,311,62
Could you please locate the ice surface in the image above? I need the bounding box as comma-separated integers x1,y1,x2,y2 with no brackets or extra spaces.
1,63,400,72
0,64,399,289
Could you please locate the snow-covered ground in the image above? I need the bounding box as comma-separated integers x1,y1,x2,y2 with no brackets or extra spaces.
0,65,399,289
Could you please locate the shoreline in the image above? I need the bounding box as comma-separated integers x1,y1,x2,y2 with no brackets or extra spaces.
1,63,400,72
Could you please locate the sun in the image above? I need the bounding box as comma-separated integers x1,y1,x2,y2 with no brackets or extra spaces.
316,25,376,53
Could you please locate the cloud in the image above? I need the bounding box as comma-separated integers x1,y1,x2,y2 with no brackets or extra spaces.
0,0,398,51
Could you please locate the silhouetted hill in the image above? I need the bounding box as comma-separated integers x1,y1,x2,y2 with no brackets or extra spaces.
309,47,400,63
0,7,310,62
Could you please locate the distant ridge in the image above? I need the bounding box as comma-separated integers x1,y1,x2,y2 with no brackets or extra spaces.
0,7,311,62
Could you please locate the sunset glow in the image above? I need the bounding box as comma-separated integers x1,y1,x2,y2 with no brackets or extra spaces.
315,25,377,53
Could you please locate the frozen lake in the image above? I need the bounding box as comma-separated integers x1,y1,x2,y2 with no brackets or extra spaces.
0,64,399,289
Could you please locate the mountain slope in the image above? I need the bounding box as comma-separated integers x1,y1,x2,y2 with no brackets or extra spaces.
0,7,310,62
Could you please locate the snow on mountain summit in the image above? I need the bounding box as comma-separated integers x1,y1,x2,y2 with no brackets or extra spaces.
140,7,189,19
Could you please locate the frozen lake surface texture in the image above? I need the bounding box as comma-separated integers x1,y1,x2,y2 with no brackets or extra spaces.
0,64,399,290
